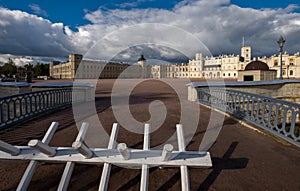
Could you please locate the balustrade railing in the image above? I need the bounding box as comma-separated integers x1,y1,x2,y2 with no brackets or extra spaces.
197,88,300,147
0,88,88,129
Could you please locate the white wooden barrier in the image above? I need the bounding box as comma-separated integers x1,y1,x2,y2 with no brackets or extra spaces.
0,122,212,191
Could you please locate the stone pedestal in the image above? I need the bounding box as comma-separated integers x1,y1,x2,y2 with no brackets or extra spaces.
0,82,31,97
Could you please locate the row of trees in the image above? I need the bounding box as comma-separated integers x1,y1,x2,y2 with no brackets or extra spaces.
0,58,49,78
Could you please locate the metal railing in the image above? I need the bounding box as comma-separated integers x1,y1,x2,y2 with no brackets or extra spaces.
0,88,87,129
197,88,300,147
0,122,212,191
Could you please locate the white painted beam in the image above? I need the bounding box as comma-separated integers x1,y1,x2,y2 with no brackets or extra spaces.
0,140,20,156
99,123,119,191
161,144,173,161
140,124,150,191
58,122,90,191
72,141,93,158
117,143,130,160
0,148,212,167
57,162,75,191
176,124,190,191
28,140,56,157
16,122,58,191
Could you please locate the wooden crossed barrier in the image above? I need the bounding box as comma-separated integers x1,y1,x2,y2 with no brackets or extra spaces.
0,122,212,191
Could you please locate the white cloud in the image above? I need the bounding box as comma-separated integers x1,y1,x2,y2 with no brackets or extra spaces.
28,4,48,17
0,7,79,57
1,0,300,62
115,0,156,9
79,0,300,60
0,54,67,67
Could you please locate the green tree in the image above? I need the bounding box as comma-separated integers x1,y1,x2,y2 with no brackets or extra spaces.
33,63,49,77
0,58,17,77
33,63,42,77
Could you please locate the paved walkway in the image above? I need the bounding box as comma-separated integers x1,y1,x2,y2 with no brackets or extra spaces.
0,79,299,191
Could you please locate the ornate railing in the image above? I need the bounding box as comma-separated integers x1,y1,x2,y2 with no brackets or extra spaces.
197,88,300,147
0,88,87,129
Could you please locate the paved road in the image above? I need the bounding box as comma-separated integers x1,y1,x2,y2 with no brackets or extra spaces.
0,79,299,191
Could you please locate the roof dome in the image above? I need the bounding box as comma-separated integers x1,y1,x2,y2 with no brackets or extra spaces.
245,60,269,71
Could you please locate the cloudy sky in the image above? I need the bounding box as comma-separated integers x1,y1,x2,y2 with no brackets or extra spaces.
0,0,300,64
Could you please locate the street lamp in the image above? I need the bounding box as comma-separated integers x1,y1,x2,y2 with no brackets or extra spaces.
277,36,285,80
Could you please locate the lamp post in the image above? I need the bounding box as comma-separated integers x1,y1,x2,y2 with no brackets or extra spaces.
277,36,285,80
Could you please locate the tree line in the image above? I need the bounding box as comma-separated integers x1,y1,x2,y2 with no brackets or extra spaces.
0,58,49,78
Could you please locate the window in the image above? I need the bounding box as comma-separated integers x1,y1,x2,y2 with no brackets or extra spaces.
228,73,231,77
274,60,278,66
290,59,294,65
290,70,294,76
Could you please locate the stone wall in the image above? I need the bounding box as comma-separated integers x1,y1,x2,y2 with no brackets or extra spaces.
0,82,31,97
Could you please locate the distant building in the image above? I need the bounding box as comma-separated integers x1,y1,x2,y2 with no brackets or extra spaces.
264,52,300,79
151,46,249,79
49,54,150,79
50,47,300,81
240,46,252,69
238,60,276,81
50,54,83,79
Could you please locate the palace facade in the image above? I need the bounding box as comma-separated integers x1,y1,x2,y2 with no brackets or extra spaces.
50,46,300,80
50,54,150,79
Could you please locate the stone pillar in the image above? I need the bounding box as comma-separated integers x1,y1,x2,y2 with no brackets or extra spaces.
187,86,198,102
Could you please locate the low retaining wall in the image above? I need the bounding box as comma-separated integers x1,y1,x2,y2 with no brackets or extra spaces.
187,80,300,103
0,82,31,97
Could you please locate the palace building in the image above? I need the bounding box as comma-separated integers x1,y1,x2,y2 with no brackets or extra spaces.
50,46,300,81
50,54,150,79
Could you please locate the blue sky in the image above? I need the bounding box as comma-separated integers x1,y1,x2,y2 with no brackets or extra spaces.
1,0,299,30
0,0,184,30
0,0,300,64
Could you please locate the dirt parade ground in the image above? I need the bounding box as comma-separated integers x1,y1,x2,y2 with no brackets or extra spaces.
0,79,299,191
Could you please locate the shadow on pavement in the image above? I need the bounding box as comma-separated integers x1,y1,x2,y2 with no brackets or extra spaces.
197,141,248,191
